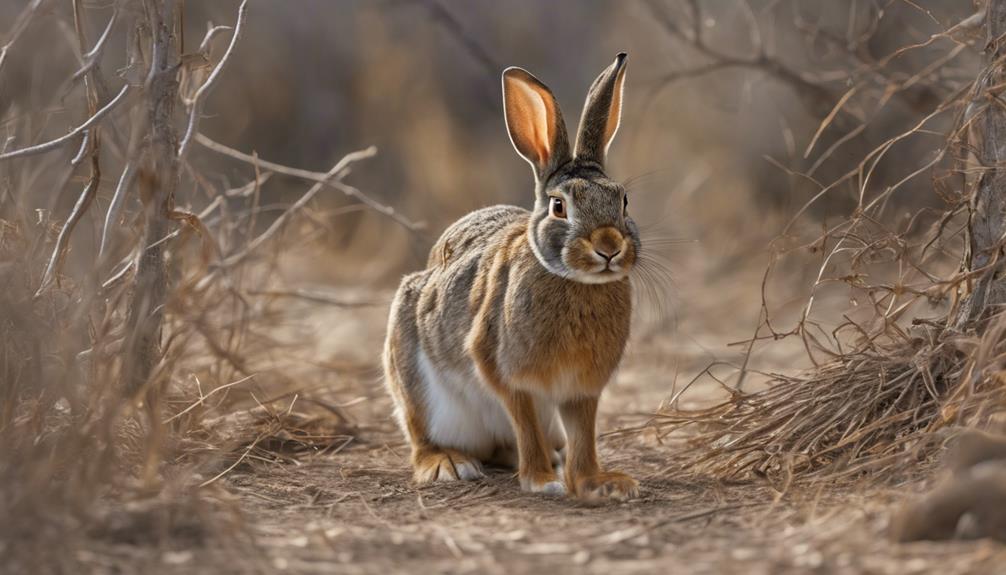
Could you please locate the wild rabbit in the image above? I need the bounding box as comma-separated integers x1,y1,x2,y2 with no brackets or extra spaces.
383,54,639,499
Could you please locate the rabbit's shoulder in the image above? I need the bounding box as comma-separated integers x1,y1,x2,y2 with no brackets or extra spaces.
428,205,529,269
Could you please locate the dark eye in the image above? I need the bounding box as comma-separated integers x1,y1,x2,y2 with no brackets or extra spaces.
550,196,566,219
622,194,628,213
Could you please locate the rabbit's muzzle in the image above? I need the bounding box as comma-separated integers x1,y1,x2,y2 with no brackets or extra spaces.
567,226,635,281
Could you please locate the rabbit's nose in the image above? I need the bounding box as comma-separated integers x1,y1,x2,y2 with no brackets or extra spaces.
594,248,621,262
590,226,625,263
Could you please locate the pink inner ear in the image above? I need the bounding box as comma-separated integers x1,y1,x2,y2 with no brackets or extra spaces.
603,67,626,152
505,75,553,167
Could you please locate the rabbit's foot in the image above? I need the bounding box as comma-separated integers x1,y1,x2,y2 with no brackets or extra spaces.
520,470,566,495
572,471,639,501
413,448,485,484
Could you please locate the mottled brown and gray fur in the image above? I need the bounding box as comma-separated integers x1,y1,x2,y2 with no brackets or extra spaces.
383,54,639,498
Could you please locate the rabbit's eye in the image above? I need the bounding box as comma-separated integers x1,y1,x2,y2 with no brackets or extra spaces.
550,197,567,219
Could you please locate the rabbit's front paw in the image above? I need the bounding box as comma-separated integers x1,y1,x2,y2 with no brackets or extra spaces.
520,471,566,496
572,471,639,501
413,448,485,484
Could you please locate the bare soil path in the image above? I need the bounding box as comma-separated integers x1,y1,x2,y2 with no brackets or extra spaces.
80,291,1006,575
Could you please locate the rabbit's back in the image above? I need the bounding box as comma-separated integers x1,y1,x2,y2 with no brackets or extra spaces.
417,205,530,373
427,205,529,268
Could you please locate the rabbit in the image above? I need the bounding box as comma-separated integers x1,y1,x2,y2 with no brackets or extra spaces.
383,53,639,499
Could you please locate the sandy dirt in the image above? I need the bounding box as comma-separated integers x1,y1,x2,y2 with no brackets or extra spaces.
70,276,1006,575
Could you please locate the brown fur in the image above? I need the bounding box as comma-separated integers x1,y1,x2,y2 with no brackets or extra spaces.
559,396,638,499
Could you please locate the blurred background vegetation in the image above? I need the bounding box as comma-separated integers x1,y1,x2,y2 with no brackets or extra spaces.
2,1,975,288
1,1,993,572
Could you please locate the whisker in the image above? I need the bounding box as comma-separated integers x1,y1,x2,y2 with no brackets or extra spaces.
630,250,678,327
640,236,699,248
622,168,675,191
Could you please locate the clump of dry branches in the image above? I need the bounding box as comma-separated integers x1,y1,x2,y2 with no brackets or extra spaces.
643,1,1006,484
0,1,415,571
656,322,1006,483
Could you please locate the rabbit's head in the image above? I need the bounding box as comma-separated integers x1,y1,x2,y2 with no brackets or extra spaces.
503,53,637,285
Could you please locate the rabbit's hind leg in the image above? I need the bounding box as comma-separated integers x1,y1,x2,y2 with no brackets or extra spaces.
384,275,487,485
387,346,487,483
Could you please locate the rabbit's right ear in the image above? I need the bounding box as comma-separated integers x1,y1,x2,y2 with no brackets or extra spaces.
502,67,571,180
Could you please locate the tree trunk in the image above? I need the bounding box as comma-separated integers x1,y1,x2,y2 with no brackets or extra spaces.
957,0,1006,328
122,0,179,395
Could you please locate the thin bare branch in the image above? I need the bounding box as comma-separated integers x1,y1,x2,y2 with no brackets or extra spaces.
0,84,130,162
70,8,119,83
34,171,101,297
0,0,45,78
195,133,424,231
99,160,138,259
219,148,377,267
177,0,249,160
70,129,92,166
198,24,233,55
246,288,385,307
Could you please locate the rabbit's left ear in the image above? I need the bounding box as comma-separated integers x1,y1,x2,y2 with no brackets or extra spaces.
574,53,627,166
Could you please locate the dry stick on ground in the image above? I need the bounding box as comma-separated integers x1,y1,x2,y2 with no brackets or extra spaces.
244,288,385,308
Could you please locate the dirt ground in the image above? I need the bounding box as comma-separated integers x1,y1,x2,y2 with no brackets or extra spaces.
70,261,1006,575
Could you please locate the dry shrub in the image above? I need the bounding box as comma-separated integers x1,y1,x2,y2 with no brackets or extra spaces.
635,3,1006,486
0,2,413,572
653,322,1006,484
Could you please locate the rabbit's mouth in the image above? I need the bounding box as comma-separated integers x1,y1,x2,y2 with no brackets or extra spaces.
562,240,634,284
569,266,630,285
596,266,627,280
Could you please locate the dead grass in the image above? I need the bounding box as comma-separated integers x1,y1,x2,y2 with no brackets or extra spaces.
646,323,1006,484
